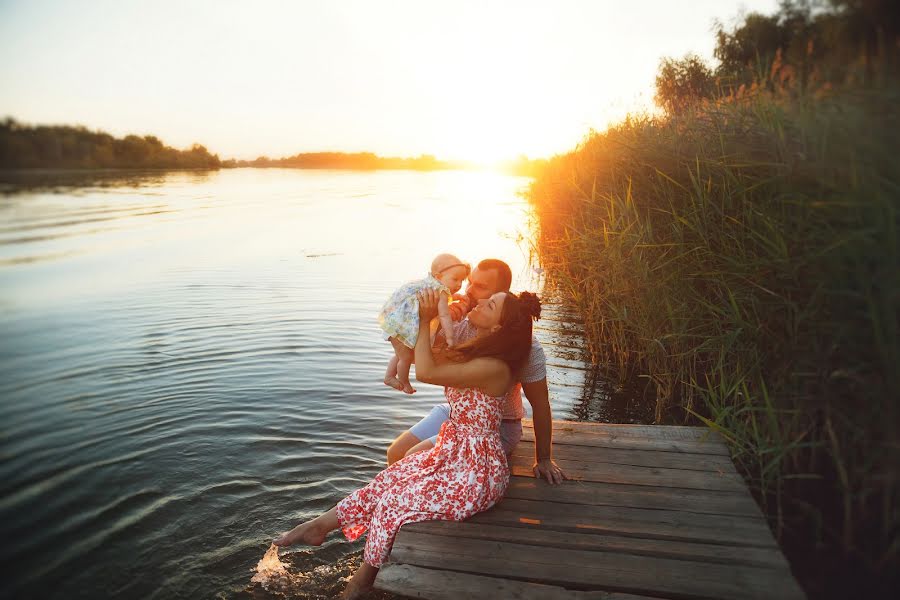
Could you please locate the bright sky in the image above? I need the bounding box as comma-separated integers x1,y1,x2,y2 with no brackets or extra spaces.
0,0,779,163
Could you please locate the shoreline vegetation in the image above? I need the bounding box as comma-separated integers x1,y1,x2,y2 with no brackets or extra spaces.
0,119,545,177
527,1,898,599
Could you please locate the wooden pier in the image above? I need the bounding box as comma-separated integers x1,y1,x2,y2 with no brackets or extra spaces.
375,419,805,600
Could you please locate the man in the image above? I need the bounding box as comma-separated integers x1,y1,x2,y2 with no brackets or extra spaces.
385,258,566,485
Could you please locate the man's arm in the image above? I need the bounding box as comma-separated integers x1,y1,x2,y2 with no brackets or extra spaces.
522,378,567,485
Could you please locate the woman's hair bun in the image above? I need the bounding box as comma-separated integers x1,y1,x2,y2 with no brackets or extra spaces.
518,291,542,321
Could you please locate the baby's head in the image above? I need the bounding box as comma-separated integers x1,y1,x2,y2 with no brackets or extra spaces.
431,253,471,294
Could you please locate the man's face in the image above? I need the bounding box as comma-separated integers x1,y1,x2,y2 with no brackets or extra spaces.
465,267,502,303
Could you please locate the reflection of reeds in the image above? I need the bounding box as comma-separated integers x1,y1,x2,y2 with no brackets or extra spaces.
527,68,898,592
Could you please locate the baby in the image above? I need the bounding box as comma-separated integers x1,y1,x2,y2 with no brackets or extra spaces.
379,253,470,394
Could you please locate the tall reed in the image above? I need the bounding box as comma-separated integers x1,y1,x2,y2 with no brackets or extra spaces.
528,67,898,596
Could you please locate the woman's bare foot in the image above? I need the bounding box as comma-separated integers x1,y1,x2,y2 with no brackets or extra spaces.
273,520,327,547
383,376,403,391
342,563,378,599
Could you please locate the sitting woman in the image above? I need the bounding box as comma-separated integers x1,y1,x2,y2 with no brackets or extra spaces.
273,287,542,599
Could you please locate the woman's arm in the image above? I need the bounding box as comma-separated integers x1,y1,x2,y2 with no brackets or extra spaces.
415,290,509,395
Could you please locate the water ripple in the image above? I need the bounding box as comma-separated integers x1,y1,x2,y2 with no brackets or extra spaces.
0,169,622,600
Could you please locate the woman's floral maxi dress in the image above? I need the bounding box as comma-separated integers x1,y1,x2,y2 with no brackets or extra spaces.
336,386,510,567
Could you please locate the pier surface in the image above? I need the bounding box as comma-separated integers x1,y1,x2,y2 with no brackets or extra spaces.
375,419,805,600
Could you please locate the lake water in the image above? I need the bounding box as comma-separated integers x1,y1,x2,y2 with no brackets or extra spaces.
0,168,650,599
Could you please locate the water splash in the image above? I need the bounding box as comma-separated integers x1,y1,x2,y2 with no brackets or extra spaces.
251,543,303,591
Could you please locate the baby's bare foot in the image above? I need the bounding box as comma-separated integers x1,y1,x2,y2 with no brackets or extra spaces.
401,382,416,394
383,376,403,391
273,521,326,547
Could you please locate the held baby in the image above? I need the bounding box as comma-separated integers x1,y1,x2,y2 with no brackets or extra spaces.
378,253,469,394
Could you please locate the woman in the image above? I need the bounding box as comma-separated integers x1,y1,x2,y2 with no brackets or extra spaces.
273,287,541,599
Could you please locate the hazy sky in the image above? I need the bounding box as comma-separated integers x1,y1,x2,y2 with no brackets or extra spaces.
0,0,779,162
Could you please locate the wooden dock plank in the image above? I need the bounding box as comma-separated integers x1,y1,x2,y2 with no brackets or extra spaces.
471,497,778,548
377,564,662,599
522,428,732,456
514,440,736,472
403,521,790,569
374,421,804,599
525,420,725,441
388,532,806,600
503,478,764,518
510,460,747,492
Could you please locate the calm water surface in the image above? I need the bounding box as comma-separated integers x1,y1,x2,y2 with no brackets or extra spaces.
0,169,649,599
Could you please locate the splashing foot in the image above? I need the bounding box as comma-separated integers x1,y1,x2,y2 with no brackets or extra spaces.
251,543,303,591
273,520,327,547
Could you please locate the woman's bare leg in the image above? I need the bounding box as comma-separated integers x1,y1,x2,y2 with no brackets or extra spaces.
383,350,403,391
390,338,416,394
273,507,339,547
342,562,379,600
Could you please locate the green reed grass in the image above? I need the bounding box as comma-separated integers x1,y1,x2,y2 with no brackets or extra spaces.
528,69,898,594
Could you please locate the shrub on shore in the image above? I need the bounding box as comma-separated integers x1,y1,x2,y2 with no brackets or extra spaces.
528,61,898,597
0,119,220,169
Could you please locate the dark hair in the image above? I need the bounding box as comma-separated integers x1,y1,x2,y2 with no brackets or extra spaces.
477,258,512,293
447,291,541,373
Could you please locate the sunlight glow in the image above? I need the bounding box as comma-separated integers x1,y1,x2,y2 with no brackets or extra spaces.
0,0,781,162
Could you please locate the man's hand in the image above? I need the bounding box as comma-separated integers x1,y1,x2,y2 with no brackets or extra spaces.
447,295,470,321
533,458,566,485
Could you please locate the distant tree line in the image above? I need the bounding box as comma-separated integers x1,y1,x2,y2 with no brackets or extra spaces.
223,152,452,171
0,119,549,176
0,119,221,169
223,152,548,176
655,0,900,114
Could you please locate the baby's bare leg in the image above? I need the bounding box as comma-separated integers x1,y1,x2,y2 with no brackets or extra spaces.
383,348,403,391
438,293,456,346
390,338,416,394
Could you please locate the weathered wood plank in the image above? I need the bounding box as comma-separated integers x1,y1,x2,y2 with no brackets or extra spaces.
376,563,660,600
403,521,790,570
525,419,723,442
473,497,779,548
522,428,732,456
503,478,764,518
388,532,806,600
510,458,748,492
515,440,736,472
